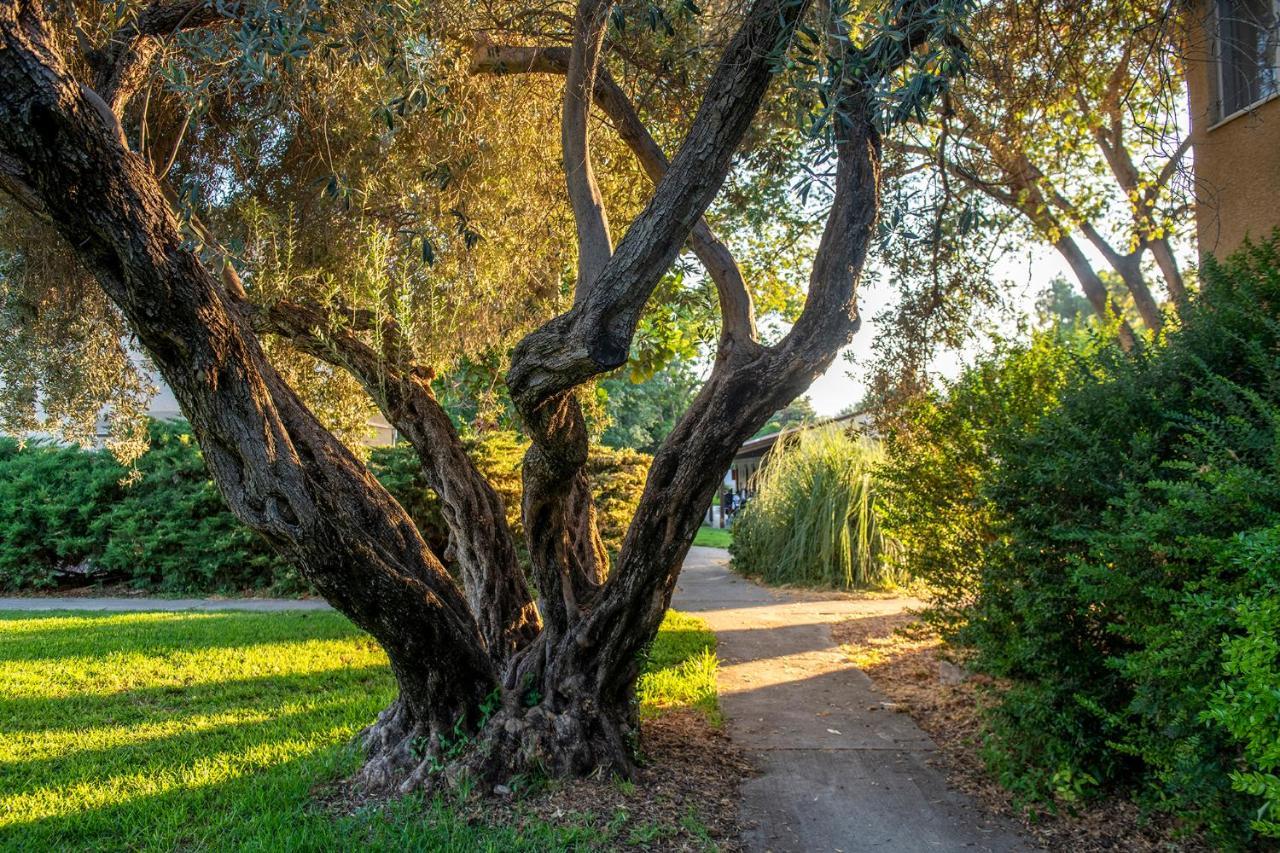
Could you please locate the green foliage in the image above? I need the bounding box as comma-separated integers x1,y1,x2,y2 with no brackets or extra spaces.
0,607,718,849
0,421,294,593
1206,530,1280,841
600,359,700,453
369,431,651,570
888,233,1280,846
878,326,1089,629
0,423,649,595
731,426,898,589
93,423,300,592
585,443,653,562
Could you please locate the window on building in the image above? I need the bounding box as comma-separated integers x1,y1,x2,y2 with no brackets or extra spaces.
1217,0,1280,117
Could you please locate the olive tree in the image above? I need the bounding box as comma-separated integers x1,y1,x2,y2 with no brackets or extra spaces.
0,0,968,792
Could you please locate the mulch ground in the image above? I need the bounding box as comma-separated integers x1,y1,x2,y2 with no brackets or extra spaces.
833,613,1210,853
479,710,749,851
329,710,750,851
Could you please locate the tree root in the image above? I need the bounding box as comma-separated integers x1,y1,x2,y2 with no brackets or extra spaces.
352,695,638,797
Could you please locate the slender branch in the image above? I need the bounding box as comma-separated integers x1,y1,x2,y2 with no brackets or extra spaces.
157,106,192,179
562,0,615,297
470,43,758,345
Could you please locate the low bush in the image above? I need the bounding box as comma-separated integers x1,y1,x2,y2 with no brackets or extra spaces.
369,432,650,569
0,420,294,593
730,426,898,588
2,424,650,594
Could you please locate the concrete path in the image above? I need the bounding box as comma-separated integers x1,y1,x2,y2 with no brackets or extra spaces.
0,596,330,612
673,546,1034,853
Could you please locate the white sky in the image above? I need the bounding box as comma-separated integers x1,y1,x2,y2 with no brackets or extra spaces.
805,245,1076,416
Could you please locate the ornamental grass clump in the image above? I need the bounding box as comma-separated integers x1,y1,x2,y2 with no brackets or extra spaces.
730,426,900,589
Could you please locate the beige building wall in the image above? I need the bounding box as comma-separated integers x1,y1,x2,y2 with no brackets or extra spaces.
1186,1,1280,257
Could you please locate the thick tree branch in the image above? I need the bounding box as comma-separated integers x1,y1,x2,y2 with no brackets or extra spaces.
89,0,235,114
562,0,615,296
507,0,810,413
254,299,541,664
533,0,958,703
0,150,50,223
0,1,497,757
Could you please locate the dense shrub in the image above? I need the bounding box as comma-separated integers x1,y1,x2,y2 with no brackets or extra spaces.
886,234,1280,847
730,426,899,588
877,328,1088,628
0,420,294,592
369,431,651,568
3,424,650,594
0,437,123,588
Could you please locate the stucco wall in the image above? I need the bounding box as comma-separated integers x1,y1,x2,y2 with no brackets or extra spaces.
1186,2,1280,257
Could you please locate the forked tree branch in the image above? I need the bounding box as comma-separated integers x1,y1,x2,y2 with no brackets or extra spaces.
252,298,541,664
470,43,759,346
506,0,811,413
522,0,966,698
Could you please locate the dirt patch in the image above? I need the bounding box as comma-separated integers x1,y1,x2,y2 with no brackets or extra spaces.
833,613,1208,852
328,710,749,851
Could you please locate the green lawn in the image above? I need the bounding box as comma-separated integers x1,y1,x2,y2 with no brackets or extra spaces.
693,526,733,549
0,609,719,851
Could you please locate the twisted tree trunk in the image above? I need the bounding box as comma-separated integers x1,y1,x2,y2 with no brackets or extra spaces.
0,0,957,796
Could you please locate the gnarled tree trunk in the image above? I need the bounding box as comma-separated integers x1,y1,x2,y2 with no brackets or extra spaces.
0,0,960,795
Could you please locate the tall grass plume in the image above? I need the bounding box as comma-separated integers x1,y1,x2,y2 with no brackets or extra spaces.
730,426,901,589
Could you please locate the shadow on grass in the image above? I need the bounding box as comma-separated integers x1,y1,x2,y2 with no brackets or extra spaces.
0,609,719,851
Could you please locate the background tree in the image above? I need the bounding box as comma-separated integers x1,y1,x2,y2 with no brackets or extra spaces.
0,0,970,793
600,358,701,452
872,0,1189,384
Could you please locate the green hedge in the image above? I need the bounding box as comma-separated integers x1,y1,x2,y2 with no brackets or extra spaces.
883,233,1280,847
369,431,650,567
0,422,651,594
0,421,296,593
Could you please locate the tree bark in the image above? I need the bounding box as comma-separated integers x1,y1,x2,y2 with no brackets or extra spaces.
0,0,497,791
257,300,540,664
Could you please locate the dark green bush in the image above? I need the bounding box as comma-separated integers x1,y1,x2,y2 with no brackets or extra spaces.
94,422,300,592
878,328,1089,626
0,438,123,588
4,423,651,594
0,420,294,593
370,432,651,570
958,235,1280,846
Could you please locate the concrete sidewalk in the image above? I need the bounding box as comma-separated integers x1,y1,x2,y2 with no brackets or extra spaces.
673,546,1034,853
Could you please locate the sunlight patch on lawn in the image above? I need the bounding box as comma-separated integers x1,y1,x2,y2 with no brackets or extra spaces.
0,607,721,849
